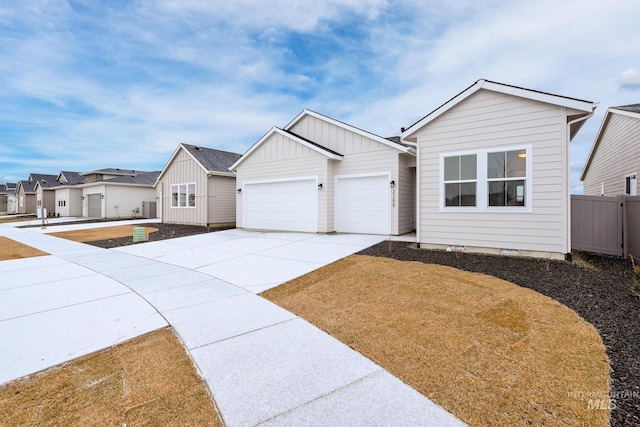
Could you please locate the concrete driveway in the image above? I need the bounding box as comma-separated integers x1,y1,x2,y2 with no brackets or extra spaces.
112,228,389,293
0,224,464,426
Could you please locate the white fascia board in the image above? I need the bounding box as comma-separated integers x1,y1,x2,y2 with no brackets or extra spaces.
608,107,640,120
229,127,342,171
479,80,596,113
156,143,209,183
207,171,236,178
286,109,414,154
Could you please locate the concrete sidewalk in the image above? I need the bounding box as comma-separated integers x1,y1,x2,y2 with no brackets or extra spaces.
0,224,465,426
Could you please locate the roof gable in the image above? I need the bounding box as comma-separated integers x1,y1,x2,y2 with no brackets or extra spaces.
230,127,344,171
580,106,640,181
285,109,415,153
402,79,597,141
156,143,242,185
57,171,84,185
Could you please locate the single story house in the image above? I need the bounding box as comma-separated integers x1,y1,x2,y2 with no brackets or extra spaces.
230,109,416,235
155,143,241,227
581,104,640,196
33,174,61,216
77,171,160,218
15,180,36,214
54,171,85,217
0,183,16,214
402,79,597,260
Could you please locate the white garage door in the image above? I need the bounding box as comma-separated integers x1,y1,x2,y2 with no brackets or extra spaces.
244,179,317,232
336,174,390,235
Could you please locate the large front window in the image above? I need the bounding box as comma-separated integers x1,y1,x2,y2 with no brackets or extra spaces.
441,145,531,211
171,183,196,208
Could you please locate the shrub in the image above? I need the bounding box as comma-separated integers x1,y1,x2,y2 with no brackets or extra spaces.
630,255,640,296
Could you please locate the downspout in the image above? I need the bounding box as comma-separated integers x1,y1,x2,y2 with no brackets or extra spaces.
565,109,596,260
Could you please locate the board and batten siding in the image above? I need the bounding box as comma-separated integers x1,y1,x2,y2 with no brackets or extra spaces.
236,132,330,231
208,175,236,224
290,114,411,235
160,149,209,226
583,113,640,196
417,90,571,255
398,154,417,234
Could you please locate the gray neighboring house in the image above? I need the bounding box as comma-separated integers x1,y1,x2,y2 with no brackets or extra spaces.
581,104,640,196
155,143,241,227
0,182,16,214
76,171,160,219
32,173,61,216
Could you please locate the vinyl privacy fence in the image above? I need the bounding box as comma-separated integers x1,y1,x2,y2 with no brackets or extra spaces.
571,195,640,257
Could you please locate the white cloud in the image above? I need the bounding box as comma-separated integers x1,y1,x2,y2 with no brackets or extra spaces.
617,68,640,91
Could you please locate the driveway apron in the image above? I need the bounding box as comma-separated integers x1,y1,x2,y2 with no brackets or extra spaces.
0,225,466,426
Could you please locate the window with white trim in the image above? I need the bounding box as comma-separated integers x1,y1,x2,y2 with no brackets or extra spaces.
487,149,527,207
440,145,531,211
171,183,196,208
444,154,477,207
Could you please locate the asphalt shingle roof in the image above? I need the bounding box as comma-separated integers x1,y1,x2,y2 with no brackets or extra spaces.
29,174,60,189
182,144,242,172
103,171,160,185
614,104,640,114
59,171,85,185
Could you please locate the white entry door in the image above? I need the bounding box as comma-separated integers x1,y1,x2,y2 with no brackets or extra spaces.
335,173,390,235
243,178,317,232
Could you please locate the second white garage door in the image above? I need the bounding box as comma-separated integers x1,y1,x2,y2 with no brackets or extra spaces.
243,178,317,232
335,174,390,235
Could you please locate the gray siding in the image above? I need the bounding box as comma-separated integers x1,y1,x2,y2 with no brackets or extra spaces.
417,90,571,255
208,175,236,224
583,112,640,196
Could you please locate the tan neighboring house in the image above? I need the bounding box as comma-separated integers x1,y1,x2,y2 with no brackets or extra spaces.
155,143,241,227
15,180,36,214
402,79,597,260
77,171,160,218
32,174,61,216
230,109,416,235
581,104,640,196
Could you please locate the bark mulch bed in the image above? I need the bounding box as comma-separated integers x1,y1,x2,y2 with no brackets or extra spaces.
359,242,640,427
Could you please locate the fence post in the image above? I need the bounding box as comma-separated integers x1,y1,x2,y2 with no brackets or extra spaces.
620,195,627,258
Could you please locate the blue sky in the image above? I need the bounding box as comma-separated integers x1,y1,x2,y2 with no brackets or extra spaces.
1,0,639,193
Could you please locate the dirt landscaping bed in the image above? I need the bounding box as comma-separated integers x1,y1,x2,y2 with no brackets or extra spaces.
0,328,221,426
263,254,611,426
356,242,639,427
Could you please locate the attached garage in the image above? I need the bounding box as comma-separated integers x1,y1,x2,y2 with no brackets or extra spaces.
243,178,318,232
335,173,390,235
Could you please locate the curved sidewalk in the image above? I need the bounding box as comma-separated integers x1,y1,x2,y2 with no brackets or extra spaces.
0,225,466,426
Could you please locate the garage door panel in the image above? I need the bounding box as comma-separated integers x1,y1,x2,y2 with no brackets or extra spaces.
336,175,389,235
244,179,317,232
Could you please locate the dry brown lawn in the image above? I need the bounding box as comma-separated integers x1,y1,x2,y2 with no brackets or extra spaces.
262,255,611,427
0,328,222,426
0,237,49,261
49,225,158,243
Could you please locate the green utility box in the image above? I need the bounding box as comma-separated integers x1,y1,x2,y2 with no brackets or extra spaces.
133,227,148,243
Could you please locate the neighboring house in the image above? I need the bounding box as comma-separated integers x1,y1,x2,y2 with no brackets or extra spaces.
230,109,416,235
402,79,597,260
31,173,61,216
80,168,143,183
54,171,85,217
77,171,160,218
0,183,16,214
581,104,640,196
15,180,36,214
155,143,241,227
